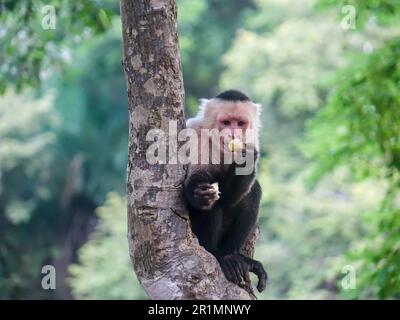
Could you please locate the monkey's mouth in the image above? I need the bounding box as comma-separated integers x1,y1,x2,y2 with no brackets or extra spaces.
220,136,242,147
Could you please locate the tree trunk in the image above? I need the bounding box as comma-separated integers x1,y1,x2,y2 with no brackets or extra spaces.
120,0,256,300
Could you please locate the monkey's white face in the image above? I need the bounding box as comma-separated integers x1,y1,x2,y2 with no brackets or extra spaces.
186,97,261,160
213,101,255,151
216,114,248,151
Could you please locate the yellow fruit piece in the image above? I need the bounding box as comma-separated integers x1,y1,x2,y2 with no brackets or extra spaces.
211,182,220,199
228,138,243,152
211,182,219,193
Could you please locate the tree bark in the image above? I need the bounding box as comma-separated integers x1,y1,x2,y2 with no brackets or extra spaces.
120,0,256,300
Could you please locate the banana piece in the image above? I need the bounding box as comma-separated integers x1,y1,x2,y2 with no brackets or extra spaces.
228,138,243,152
211,182,219,192
211,182,221,199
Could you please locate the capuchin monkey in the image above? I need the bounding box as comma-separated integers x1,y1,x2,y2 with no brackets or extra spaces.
184,89,267,292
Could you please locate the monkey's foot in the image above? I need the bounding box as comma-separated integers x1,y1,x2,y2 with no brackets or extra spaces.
219,254,267,292
193,182,220,210
218,254,247,286
240,255,268,292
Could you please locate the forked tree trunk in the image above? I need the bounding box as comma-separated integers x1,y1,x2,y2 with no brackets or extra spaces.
120,0,257,299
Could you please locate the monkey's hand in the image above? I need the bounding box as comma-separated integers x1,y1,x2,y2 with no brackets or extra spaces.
192,182,220,210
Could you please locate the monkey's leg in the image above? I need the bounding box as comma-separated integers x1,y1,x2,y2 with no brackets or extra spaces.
218,182,267,291
220,181,261,254
191,207,224,258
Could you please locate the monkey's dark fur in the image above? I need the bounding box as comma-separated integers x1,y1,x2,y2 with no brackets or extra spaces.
216,89,250,102
184,90,267,292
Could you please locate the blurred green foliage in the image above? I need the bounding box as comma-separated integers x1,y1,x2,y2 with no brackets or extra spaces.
304,0,400,298
0,0,115,92
318,0,400,26
0,90,59,298
0,0,399,299
178,0,254,115
69,193,146,299
0,5,125,299
52,18,128,202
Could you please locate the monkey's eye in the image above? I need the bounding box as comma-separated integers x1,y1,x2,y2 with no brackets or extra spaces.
223,120,231,126
238,121,245,127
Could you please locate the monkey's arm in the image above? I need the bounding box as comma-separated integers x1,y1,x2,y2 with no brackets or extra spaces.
219,144,258,206
219,168,256,208
219,169,255,207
